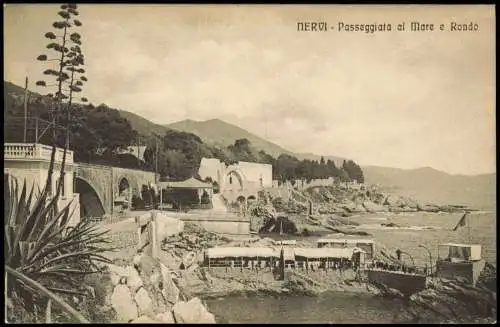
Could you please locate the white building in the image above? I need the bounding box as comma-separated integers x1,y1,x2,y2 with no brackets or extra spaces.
198,157,273,192
4,143,81,226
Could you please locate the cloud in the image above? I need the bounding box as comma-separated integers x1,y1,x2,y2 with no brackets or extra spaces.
3,4,495,175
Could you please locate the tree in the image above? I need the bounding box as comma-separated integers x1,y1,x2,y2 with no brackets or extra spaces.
228,138,258,162
274,154,300,183
35,3,88,198
342,159,365,183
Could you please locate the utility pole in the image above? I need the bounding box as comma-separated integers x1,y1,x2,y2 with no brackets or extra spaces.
155,138,159,183
35,115,39,143
137,135,140,168
23,77,28,143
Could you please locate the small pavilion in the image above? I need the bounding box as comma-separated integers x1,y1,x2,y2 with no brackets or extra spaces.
158,177,213,210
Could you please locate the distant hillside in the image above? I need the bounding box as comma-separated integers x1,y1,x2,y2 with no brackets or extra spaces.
294,152,348,168
362,165,496,210
166,118,293,158
117,110,170,137
5,80,494,209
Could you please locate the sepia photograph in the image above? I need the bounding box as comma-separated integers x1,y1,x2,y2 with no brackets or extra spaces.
3,3,496,324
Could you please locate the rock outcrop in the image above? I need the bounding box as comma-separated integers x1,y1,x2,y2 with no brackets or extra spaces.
104,250,216,323
363,201,389,213
111,284,138,322
173,297,216,324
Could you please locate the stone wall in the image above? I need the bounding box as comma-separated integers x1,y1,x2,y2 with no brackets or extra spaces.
75,163,113,215
5,161,80,225
436,260,486,286
367,270,427,296
104,212,215,323
75,163,157,216
272,178,337,190
185,220,250,235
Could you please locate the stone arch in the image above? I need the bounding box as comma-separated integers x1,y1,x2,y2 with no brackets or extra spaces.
236,195,246,203
118,177,130,197
225,169,244,192
75,176,105,219
117,175,141,198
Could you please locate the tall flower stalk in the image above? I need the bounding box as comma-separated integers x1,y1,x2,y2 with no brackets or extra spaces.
35,3,88,204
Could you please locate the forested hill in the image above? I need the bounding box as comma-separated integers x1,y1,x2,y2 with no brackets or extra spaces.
3,80,365,184
166,118,293,159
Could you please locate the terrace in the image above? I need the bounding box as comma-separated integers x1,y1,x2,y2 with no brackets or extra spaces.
4,143,74,164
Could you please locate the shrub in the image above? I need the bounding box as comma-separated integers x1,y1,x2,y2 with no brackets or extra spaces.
4,174,112,322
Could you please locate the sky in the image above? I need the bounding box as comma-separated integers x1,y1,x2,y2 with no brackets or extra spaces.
4,4,496,175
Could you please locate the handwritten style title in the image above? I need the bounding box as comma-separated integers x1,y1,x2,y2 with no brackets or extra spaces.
296,21,479,33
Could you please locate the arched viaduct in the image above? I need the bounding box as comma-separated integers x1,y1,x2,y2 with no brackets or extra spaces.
74,163,157,217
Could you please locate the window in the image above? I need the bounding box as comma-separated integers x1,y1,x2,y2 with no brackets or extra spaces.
229,176,233,184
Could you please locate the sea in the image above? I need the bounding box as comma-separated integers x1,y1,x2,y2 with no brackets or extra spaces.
205,211,496,324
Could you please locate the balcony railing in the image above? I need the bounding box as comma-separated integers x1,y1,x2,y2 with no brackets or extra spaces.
4,143,73,164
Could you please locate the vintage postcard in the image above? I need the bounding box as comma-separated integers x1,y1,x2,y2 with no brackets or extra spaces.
4,4,496,324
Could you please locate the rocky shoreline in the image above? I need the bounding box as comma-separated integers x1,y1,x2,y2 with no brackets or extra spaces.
249,184,477,235
270,185,474,217
95,206,494,324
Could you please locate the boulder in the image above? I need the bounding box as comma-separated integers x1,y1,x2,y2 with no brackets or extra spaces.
155,212,185,239
341,202,358,213
155,311,176,323
126,266,144,292
160,263,180,306
384,195,405,207
111,284,138,322
131,315,159,324
138,254,160,276
105,264,128,286
418,204,441,212
389,206,407,213
406,197,420,209
362,201,388,213
355,204,367,213
372,193,387,205
135,287,154,316
173,297,216,324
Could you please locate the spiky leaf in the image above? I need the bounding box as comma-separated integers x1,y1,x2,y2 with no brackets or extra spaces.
58,11,70,19
52,21,66,29
67,8,79,16
44,32,57,40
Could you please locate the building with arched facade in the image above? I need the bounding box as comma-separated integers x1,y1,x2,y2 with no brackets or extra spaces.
198,157,272,203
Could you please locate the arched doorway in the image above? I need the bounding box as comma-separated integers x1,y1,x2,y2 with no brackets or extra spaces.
118,177,130,197
226,170,244,192
247,195,257,206
75,177,105,219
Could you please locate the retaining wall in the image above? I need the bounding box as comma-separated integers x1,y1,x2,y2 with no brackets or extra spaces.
436,260,485,286
367,270,427,296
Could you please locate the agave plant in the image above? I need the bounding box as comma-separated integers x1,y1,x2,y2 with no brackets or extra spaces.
4,173,113,317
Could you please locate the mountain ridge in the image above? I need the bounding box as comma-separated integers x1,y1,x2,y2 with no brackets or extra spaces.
4,80,495,209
